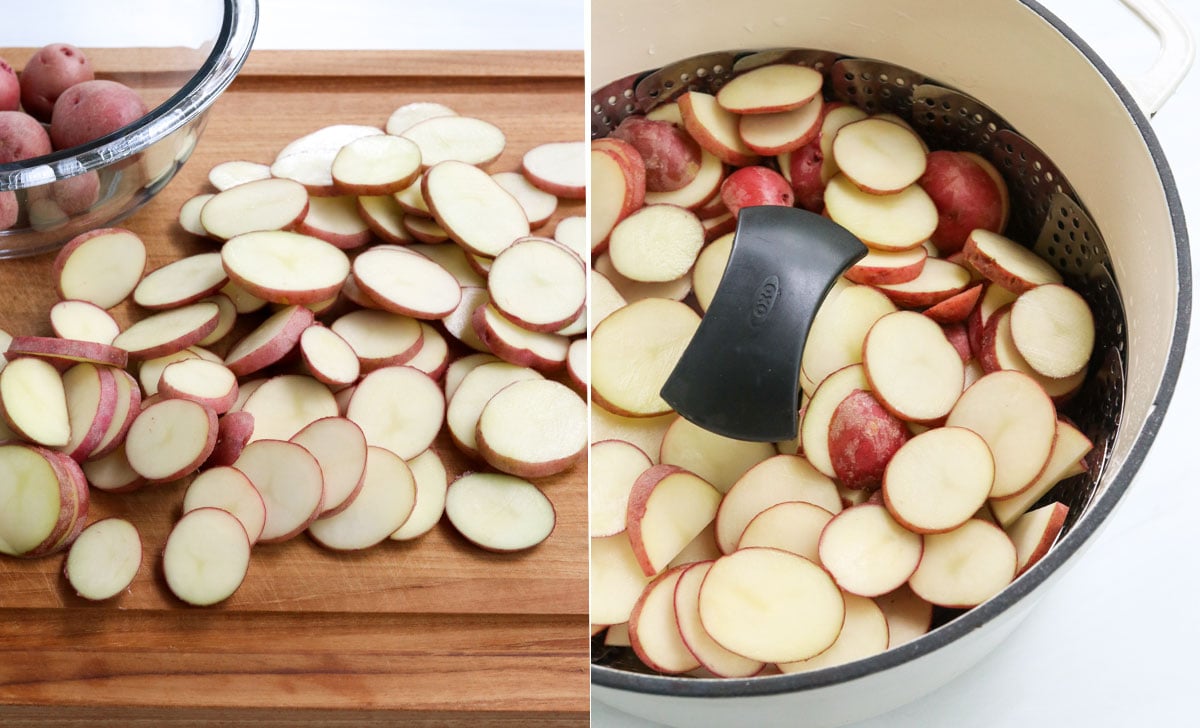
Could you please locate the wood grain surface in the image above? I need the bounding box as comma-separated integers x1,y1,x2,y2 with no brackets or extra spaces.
0,50,588,725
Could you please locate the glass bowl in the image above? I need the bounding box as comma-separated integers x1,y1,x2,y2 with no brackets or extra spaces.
0,0,258,258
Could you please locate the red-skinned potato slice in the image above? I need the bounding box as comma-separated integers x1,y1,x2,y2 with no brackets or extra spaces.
692,232,733,313
801,364,869,478
487,238,585,333
628,566,701,674
591,533,653,626
385,101,456,135
182,466,267,545
390,448,448,541
737,95,823,155
626,464,722,576
877,585,934,647
64,517,141,601
967,282,1019,356
669,523,720,569
351,246,461,320
832,118,928,194
714,454,840,553
289,417,369,519
158,358,238,414
471,304,569,373
403,214,448,244
591,138,646,251
208,160,271,191
521,140,585,199
828,388,910,489
298,325,360,388
220,230,350,306
699,547,845,663
223,304,314,377
919,150,1006,255
178,193,214,236
446,361,542,458
60,363,117,461
493,171,557,228
6,336,129,370
423,160,529,257
444,472,555,552
1009,501,1069,576
590,439,653,538
673,561,766,677
1009,283,1095,378
591,298,700,417
719,166,794,218
330,134,421,196
199,177,310,240
824,175,938,251
991,419,1091,528
607,204,704,283
356,195,414,244
163,507,251,606
346,366,444,460
54,228,146,309
779,592,890,673
271,124,383,195
566,338,586,392
908,518,1017,608
610,116,701,193
400,115,505,168
330,309,423,372
962,229,1063,293
133,252,228,310
736,501,835,562
240,374,337,443
874,257,973,309
49,300,120,345
590,410,674,465
844,246,927,286
204,410,255,468
440,287,490,353
293,195,373,249
819,504,924,597
801,283,897,390
553,215,586,260
88,369,140,460
197,293,238,347
476,379,586,478
883,427,995,533
644,148,723,211
717,64,823,114
659,416,777,495
946,370,1057,499
407,322,450,381
393,175,431,217
592,253,692,304
863,310,965,423
0,357,70,447
309,445,416,551
678,91,760,166
124,398,218,483
233,439,325,543
0,444,71,556
111,302,219,361
979,307,1087,402
923,282,984,324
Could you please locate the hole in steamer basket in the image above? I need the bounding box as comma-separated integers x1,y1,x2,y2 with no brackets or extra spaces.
590,47,1126,677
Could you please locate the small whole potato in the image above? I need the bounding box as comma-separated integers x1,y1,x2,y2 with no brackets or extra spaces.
19,43,95,122
0,190,18,231
0,58,19,112
50,80,147,151
0,110,53,163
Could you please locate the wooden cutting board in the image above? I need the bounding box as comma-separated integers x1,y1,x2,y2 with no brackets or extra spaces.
0,50,588,726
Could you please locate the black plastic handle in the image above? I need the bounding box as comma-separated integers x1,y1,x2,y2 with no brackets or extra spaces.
660,206,867,442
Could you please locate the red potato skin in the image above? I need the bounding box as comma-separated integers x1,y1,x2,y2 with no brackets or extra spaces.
1014,502,1069,577
918,151,1006,256
788,137,826,213
626,564,696,673
476,421,584,479
0,190,17,231
0,110,53,163
470,304,567,374
703,211,737,242
63,365,119,462
0,58,18,111
624,463,689,576
7,336,129,370
720,166,794,218
611,116,702,193
205,410,255,468
158,371,238,415
960,230,1044,294
961,152,1010,232
941,322,973,363
53,228,146,301
50,80,147,151
827,389,910,490
976,305,1012,374
591,138,647,253
875,261,972,309
678,92,760,167
844,251,927,286
923,283,984,324
19,44,95,122
16,446,84,558
224,305,315,377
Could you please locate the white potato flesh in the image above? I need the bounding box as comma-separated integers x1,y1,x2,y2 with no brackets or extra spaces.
393,175,431,216
401,115,505,168
332,134,422,195
991,420,1092,528
714,454,841,552
824,175,938,251
159,358,237,409
521,140,585,197
290,416,368,518
163,507,251,606
111,302,220,360
271,124,384,190
352,247,462,319
197,294,238,347
965,229,1063,292
60,362,114,459
675,562,766,678
699,548,845,663
628,468,721,576
987,309,1087,400
65,518,142,601
608,204,705,283
801,284,898,388
475,304,570,369
692,232,733,312
738,95,823,153
443,353,501,402
49,300,120,345
407,242,485,289
57,229,147,309
818,504,924,597
208,160,271,191
593,252,693,304
124,399,216,482
90,370,139,457
1009,283,1095,378
884,427,995,533
356,195,413,244
385,101,457,135
553,215,586,261
591,146,632,245
800,364,870,478
589,439,652,538
298,325,360,387
407,323,450,378
590,273,627,337
200,177,310,240
908,518,1017,608
590,298,700,417
346,366,444,460
493,171,558,227
296,195,371,249
182,466,267,544
446,361,542,457
628,567,699,674
440,287,490,353
778,593,890,673
178,193,214,236
424,160,530,257
330,309,423,370
590,533,653,626
0,357,70,447
233,439,325,543
390,448,449,541
84,443,142,493
736,501,835,562
476,379,587,477
877,584,934,648
487,238,585,332
240,374,338,443
0,444,64,556
221,230,350,305
309,446,416,551
444,472,555,551
832,118,928,194
717,64,823,114
659,417,778,496
863,311,965,422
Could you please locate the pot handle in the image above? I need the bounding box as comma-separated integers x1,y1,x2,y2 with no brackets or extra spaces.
1118,0,1195,115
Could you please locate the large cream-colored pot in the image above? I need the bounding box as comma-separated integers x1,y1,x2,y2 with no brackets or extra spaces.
590,1,1192,725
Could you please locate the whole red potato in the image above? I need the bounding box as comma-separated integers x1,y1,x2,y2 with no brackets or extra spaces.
918,150,1005,255
0,190,17,230
50,80,147,150
788,138,826,212
0,58,19,112
610,116,701,193
0,110,53,163
720,165,794,218
19,43,95,122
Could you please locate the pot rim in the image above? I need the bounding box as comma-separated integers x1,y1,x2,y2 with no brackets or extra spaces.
591,0,1192,698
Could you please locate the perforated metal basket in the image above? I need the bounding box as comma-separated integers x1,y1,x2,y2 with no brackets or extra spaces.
591,46,1126,677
